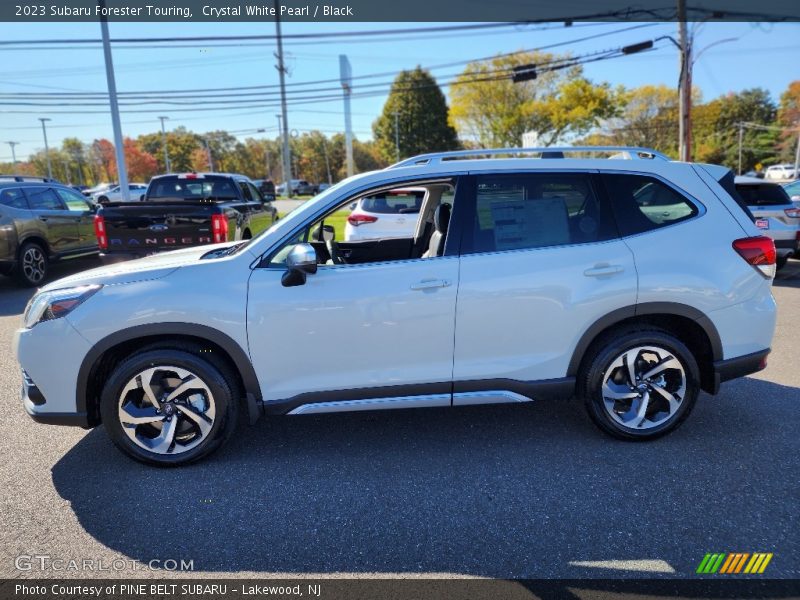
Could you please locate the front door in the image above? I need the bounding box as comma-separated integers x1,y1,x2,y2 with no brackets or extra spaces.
23,186,81,253
247,256,460,408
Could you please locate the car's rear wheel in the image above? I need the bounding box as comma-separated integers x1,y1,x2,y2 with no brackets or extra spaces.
15,241,48,287
100,349,239,466
578,328,699,440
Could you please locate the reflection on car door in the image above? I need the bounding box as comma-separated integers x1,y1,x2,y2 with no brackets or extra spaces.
56,187,98,251
247,256,460,406
22,186,81,254
451,172,637,399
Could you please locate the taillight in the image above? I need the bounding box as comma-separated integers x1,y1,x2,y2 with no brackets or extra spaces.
93,214,107,250
732,236,776,278
784,207,800,218
211,214,228,243
347,213,378,227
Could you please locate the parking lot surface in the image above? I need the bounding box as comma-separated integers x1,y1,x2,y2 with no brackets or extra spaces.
0,258,798,579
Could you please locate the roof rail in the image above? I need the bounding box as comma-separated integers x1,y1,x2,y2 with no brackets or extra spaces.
388,146,671,169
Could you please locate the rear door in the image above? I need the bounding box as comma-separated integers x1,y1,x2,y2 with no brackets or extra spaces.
22,186,81,254
451,171,637,399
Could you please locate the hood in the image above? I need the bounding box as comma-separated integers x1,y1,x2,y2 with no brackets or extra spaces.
39,243,239,291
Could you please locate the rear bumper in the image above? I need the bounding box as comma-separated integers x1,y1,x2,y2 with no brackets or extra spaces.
710,348,770,394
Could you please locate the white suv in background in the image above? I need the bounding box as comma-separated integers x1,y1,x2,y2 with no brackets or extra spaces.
15,147,777,466
764,164,800,181
344,187,428,241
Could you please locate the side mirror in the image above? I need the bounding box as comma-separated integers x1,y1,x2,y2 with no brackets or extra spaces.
282,243,317,287
139,194,145,201
311,223,335,242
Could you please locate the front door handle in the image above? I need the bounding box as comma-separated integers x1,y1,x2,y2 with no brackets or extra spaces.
410,278,451,291
584,264,624,277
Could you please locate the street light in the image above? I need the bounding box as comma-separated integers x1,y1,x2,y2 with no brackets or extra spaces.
158,116,171,173
38,118,52,179
5,141,19,165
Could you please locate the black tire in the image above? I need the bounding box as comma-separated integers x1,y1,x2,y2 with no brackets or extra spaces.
577,326,700,441
15,241,48,287
97,195,109,204
100,347,239,466
776,255,788,270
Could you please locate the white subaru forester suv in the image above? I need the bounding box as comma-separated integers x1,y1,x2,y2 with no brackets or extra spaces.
14,148,777,466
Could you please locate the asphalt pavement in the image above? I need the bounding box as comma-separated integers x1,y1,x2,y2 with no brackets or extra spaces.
0,257,798,579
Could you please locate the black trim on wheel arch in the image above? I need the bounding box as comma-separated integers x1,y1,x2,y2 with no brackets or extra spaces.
567,302,723,377
714,348,770,387
77,323,262,423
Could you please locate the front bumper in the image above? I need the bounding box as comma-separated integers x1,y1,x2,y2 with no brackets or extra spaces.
21,376,89,427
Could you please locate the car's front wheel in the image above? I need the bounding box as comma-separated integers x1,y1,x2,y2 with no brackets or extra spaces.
578,327,700,440
100,348,239,466
15,241,48,287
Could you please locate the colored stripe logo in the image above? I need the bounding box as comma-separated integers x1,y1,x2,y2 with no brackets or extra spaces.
696,553,773,574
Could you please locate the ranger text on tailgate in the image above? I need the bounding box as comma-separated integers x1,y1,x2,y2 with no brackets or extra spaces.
94,173,278,257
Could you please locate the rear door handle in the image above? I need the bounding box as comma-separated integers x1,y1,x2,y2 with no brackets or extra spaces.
584,265,624,277
410,278,451,291
38,216,49,222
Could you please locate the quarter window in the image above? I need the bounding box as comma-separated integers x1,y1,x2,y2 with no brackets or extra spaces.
463,173,612,254
0,188,28,210
602,173,698,236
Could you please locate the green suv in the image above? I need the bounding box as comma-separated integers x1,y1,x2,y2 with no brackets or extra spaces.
0,181,100,286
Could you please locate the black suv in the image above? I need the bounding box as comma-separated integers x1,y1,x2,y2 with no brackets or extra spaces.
0,181,99,286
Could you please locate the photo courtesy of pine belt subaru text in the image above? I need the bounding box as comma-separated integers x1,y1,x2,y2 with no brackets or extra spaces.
14,147,777,466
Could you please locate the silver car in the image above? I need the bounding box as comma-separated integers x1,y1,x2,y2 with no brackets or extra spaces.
735,176,800,269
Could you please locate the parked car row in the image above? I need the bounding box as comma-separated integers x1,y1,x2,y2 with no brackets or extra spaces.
1,172,277,286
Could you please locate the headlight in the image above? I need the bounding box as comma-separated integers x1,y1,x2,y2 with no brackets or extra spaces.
23,284,102,329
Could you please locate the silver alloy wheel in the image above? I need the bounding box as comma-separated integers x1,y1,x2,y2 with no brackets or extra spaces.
117,365,216,455
601,345,686,430
21,246,46,284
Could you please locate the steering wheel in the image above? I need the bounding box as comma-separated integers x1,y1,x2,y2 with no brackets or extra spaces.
326,239,344,265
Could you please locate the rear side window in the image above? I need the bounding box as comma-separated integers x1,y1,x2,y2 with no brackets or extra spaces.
24,187,65,211
56,188,90,211
361,190,424,214
602,174,698,236
735,183,791,206
462,173,613,254
0,188,28,210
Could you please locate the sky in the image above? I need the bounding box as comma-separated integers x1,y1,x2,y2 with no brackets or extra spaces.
1,20,799,162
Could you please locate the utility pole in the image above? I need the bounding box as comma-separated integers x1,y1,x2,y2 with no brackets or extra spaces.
38,118,52,179
276,114,285,189
393,111,400,162
738,122,744,175
158,116,171,173
340,54,354,177
203,138,214,171
6,141,19,165
677,0,692,162
62,159,71,185
99,0,129,200
274,2,293,197
794,123,800,180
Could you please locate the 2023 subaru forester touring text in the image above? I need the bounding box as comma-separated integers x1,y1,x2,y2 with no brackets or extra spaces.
14,148,777,466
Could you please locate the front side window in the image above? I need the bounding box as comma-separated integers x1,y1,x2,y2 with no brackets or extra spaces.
24,187,64,211
56,188,90,211
602,173,699,236
463,173,612,254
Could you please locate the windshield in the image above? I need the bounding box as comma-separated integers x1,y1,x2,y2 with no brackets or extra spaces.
147,175,240,201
